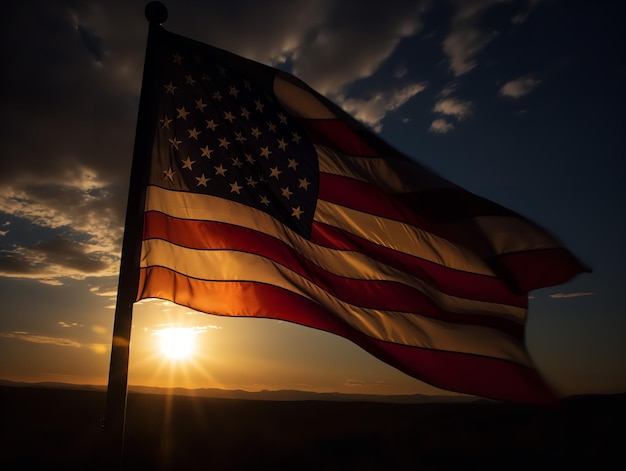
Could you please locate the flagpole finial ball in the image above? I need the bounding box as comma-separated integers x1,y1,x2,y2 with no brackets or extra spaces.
145,2,168,24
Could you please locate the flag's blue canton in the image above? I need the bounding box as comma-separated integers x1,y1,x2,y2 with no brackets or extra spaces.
155,47,319,238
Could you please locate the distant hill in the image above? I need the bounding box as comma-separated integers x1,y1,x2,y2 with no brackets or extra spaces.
0,378,474,403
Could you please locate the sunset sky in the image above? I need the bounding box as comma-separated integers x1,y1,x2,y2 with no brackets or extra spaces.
0,0,624,398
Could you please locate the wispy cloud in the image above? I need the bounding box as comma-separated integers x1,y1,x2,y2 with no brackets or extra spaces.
58,321,82,328
442,0,498,76
429,118,455,134
341,82,427,131
0,331,82,348
550,292,595,299
291,1,430,96
511,0,539,24
500,74,541,98
344,379,389,389
433,97,472,119
0,330,108,354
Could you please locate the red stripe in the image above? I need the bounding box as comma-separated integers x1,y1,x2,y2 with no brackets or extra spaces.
143,211,525,338
497,248,590,292
138,265,557,405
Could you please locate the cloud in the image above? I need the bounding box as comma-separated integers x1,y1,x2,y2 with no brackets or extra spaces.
0,331,82,348
442,0,499,76
500,74,541,98
344,379,389,388
511,0,539,24
341,82,427,131
0,170,124,281
433,97,472,119
0,238,117,282
429,118,455,133
550,292,594,299
289,0,430,95
0,330,109,354
76,24,105,63
58,321,82,328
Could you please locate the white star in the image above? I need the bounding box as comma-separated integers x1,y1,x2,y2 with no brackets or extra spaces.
229,85,240,98
254,99,264,113
240,107,251,119
200,145,214,158
218,137,231,149
298,177,310,190
172,53,183,65
250,127,262,138
278,113,288,124
176,107,190,120
260,195,270,205
281,187,293,199
291,206,304,219
181,156,195,170
187,128,201,140
168,137,182,150
287,158,298,170
292,132,302,144
205,119,218,130
164,82,177,94
231,157,243,168
245,176,257,187
214,164,227,176
277,138,288,151
259,146,272,158
269,166,282,179
160,115,172,129
267,121,277,132
234,132,247,143
196,173,209,186
223,111,236,123
213,91,223,101
195,98,207,111
163,167,176,181
185,74,196,85
229,181,243,194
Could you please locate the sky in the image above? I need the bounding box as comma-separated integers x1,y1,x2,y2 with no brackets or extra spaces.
0,0,624,398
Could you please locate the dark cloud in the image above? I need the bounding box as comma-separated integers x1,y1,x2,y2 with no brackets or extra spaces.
31,238,109,273
0,254,35,274
76,24,104,62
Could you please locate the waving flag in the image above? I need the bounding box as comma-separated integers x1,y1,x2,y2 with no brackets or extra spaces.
135,26,586,404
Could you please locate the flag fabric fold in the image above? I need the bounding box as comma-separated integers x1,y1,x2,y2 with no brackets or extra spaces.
135,27,587,404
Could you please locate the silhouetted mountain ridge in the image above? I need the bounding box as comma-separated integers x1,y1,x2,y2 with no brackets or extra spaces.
0,379,473,403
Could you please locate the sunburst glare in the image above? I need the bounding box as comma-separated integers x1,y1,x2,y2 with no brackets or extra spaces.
155,327,197,360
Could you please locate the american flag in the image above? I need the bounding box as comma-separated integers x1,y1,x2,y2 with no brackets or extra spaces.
136,28,586,403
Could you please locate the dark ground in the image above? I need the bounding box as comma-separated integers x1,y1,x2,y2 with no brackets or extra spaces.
1,385,624,470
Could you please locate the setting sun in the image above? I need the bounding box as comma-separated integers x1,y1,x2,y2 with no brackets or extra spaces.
157,327,196,360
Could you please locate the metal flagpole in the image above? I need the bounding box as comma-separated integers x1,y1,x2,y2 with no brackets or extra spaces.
103,3,168,469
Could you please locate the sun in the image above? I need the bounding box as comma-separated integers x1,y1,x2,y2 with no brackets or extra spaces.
157,327,196,360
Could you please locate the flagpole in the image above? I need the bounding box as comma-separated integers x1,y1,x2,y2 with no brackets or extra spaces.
103,3,168,469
